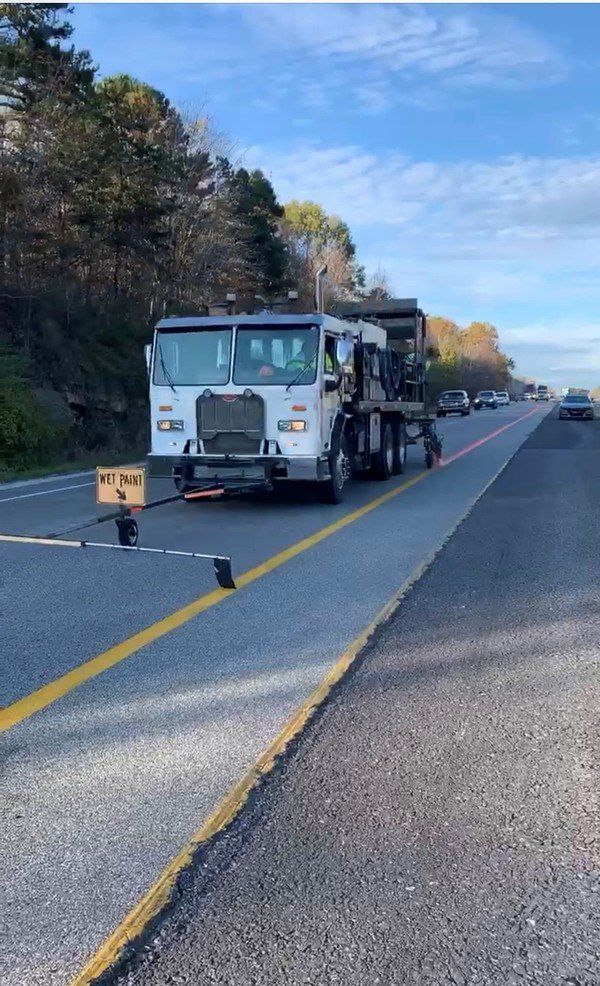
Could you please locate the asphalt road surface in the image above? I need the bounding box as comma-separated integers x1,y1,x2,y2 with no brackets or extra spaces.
1,404,551,985
118,408,600,986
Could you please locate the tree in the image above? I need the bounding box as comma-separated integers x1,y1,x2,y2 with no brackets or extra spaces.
93,74,187,298
225,167,287,296
282,199,362,302
426,316,514,397
0,4,93,115
364,265,392,301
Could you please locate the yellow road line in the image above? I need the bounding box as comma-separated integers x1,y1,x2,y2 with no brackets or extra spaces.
0,470,428,734
0,534,82,548
70,552,433,986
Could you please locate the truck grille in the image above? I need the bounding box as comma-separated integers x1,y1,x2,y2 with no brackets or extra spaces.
196,393,264,455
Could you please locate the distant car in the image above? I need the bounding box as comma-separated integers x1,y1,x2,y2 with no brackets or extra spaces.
558,394,594,420
495,390,510,406
473,390,498,410
436,390,470,417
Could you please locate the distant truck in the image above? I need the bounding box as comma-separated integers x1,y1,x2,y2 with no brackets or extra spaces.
536,385,550,402
145,297,440,504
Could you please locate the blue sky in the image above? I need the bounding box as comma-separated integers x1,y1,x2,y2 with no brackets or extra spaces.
70,3,600,388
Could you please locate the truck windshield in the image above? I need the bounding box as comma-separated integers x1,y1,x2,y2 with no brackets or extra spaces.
153,329,232,386
233,325,319,385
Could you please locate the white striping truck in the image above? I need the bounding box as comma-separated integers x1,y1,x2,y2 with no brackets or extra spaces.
146,298,440,504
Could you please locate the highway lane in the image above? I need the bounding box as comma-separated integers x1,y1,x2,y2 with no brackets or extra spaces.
119,408,600,986
1,406,539,705
0,404,547,986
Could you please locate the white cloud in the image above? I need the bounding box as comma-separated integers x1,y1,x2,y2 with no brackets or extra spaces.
245,4,564,92
247,142,600,240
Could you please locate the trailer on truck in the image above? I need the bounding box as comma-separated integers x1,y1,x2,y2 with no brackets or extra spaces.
146,297,441,504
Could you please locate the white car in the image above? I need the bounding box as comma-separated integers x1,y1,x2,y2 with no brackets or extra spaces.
495,390,510,406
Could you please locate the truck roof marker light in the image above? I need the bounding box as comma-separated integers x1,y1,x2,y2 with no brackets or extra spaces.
292,405,307,411
159,405,172,411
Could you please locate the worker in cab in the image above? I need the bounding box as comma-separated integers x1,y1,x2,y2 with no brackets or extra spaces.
285,339,318,373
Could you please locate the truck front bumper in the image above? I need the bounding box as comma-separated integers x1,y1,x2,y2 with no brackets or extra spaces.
147,453,329,483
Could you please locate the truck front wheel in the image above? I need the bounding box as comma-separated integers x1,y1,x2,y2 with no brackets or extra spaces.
319,435,351,504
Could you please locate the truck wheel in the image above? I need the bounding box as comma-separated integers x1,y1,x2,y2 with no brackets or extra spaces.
319,434,351,504
116,517,138,547
392,422,407,475
371,422,394,481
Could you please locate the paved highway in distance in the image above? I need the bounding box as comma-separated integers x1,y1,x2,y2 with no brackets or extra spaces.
1,404,548,986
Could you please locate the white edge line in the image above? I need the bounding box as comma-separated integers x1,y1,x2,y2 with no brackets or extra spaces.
0,481,94,504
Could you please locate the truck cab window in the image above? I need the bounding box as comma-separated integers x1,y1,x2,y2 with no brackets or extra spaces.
324,335,336,375
233,325,319,385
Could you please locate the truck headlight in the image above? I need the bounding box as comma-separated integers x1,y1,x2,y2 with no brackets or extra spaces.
278,420,307,432
157,420,184,431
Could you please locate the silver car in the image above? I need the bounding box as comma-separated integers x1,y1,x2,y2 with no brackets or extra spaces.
436,390,471,417
558,394,594,420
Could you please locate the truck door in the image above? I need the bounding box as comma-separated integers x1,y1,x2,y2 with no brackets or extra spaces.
322,333,341,452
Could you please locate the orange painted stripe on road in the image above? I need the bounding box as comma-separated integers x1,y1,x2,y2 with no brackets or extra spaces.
442,406,540,466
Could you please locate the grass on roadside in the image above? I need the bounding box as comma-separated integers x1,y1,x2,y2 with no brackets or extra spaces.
0,449,146,484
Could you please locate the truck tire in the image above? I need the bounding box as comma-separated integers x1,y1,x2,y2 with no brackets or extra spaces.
319,433,351,504
371,421,394,481
392,422,407,475
116,516,138,546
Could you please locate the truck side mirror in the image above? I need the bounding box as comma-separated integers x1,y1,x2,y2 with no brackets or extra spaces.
144,344,152,377
335,338,354,371
324,375,341,393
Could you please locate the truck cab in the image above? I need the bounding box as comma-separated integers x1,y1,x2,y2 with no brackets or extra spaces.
147,312,379,490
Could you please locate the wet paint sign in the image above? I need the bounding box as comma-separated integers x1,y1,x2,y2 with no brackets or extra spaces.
96,467,147,506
